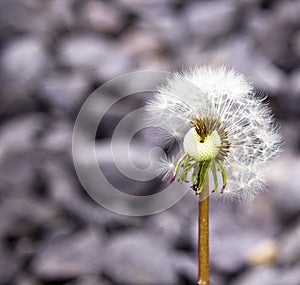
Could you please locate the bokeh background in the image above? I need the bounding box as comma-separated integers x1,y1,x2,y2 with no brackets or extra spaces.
0,0,300,284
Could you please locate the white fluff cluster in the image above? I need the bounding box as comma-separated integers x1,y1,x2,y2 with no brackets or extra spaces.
146,66,282,200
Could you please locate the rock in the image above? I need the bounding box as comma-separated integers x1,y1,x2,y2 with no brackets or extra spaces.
172,253,197,282
176,35,248,71
232,265,300,285
57,35,109,72
40,121,73,154
0,37,49,114
274,0,300,27
41,0,75,33
121,29,164,58
0,87,37,118
103,231,177,284
266,154,300,216
129,6,185,49
289,69,300,97
247,11,287,63
42,158,89,215
0,115,46,196
81,1,125,34
232,264,300,285
167,190,198,221
247,1,300,71
210,228,262,273
178,34,287,94
0,196,57,238
31,229,103,280
117,0,176,4
66,276,112,285
293,31,300,59
0,37,49,86
278,264,300,285
39,71,89,111
0,155,36,197
95,49,132,81
247,239,278,266
0,0,40,33
14,274,42,285
231,266,279,285
144,211,182,246
0,114,44,160
249,53,287,94
211,274,226,285
58,35,132,80
15,237,35,261
0,0,75,35
115,0,177,10
75,138,162,197
277,122,300,153
184,1,238,39
41,158,141,230
237,0,261,9
277,219,300,265
0,152,41,198
120,28,174,69
0,251,18,285
198,35,287,95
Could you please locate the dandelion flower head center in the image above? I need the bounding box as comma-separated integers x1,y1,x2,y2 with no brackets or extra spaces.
184,117,230,162
184,128,221,161
172,117,231,193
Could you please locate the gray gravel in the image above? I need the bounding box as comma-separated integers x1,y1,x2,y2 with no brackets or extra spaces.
31,229,104,280
0,0,299,285
103,231,178,285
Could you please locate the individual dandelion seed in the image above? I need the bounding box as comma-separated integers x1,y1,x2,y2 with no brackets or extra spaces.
155,152,176,181
146,66,282,200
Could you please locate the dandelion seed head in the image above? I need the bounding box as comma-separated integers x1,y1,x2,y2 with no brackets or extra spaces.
146,66,282,200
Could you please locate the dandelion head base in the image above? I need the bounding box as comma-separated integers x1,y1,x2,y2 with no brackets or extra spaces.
172,117,230,195
184,128,221,161
187,117,231,161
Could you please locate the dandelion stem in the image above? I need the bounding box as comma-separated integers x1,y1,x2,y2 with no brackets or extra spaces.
198,177,210,285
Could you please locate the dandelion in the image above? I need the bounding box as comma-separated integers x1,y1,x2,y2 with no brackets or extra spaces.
146,66,282,285
146,66,281,200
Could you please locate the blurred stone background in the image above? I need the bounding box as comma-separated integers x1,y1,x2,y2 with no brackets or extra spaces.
0,0,300,284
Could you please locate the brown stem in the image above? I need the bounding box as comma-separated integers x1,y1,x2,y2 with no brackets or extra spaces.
198,178,210,285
